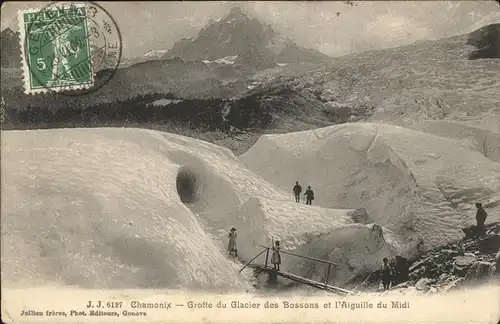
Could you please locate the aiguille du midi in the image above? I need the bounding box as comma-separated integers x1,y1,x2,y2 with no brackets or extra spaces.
331,301,411,310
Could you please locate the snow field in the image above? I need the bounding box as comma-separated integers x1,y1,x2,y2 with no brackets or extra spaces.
4,123,498,290
2,128,394,289
240,123,500,250
1,129,249,290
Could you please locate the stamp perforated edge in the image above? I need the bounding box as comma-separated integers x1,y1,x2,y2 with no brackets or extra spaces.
17,2,96,95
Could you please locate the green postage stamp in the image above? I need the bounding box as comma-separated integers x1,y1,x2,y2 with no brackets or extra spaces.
18,3,95,94
18,1,122,94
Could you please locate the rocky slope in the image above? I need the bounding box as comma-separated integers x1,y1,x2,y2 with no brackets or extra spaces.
348,222,500,294
468,23,500,59
242,23,500,131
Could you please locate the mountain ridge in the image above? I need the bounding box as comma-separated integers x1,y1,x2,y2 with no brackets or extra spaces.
121,6,331,69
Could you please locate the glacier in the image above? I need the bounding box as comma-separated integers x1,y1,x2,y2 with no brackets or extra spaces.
400,119,500,163
240,123,500,251
2,128,392,290
2,124,499,291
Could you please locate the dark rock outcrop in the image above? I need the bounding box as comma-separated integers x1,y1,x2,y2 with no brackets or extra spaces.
467,23,500,60
392,256,410,285
464,261,494,283
478,234,500,254
348,208,374,224
404,222,500,292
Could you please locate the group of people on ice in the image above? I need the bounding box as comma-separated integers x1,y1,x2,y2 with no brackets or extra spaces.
228,228,281,270
226,181,315,269
228,201,493,289
293,181,315,205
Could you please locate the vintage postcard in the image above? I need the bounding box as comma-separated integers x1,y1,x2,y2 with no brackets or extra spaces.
1,1,500,323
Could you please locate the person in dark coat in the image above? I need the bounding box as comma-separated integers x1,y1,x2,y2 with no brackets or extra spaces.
304,186,314,205
381,257,392,290
293,181,302,203
475,203,488,236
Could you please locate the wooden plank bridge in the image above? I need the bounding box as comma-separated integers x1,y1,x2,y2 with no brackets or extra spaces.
239,245,353,296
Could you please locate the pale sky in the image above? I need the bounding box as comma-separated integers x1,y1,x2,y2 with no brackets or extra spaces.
1,1,499,58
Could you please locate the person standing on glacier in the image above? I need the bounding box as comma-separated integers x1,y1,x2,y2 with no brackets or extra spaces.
271,240,281,271
304,186,315,205
380,257,392,290
228,228,238,257
475,203,488,236
293,181,302,203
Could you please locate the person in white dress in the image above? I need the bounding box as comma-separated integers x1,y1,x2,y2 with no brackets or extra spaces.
228,228,238,257
271,240,281,271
